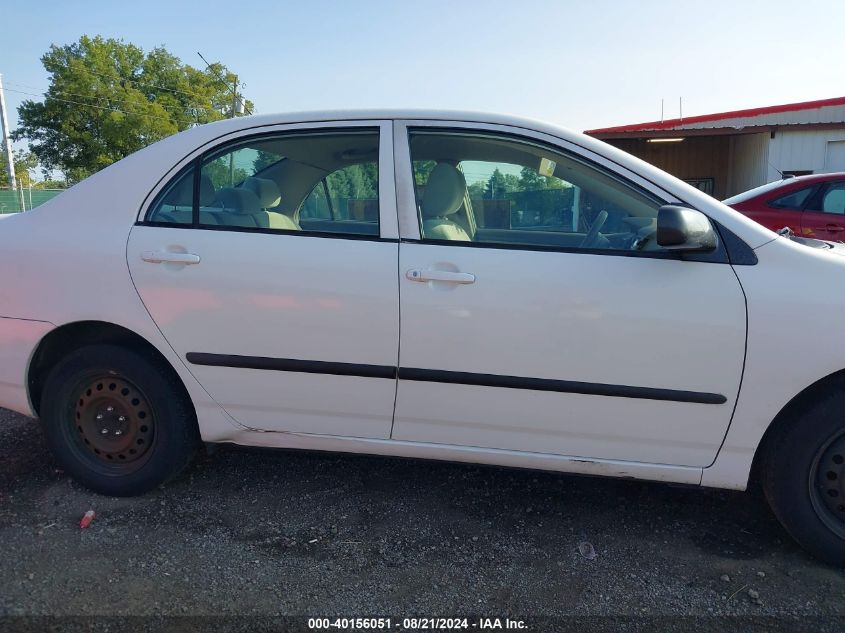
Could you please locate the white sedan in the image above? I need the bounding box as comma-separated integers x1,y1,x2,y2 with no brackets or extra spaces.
1,111,844,563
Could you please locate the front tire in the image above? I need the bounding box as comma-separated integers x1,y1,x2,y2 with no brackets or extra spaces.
41,344,198,496
761,382,845,565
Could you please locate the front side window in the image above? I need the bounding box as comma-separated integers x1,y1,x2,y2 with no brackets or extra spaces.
810,182,845,215
147,130,380,236
408,130,666,252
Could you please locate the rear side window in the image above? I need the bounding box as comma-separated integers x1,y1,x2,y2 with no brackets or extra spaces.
145,130,380,236
768,186,814,210
301,162,379,230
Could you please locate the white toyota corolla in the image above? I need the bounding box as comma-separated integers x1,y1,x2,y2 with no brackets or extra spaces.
2,111,845,563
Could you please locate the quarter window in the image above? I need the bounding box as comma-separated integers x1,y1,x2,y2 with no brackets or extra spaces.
146,130,380,236
408,130,666,252
147,165,195,224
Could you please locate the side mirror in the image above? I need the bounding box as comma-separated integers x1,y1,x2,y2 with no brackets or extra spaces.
657,205,717,252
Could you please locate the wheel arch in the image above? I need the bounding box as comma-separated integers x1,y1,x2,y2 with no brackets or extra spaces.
750,368,845,485
27,320,192,418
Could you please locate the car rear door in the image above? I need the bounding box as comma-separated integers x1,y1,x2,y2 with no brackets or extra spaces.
745,183,815,234
391,120,747,468
802,181,845,241
742,202,803,234
127,121,400,438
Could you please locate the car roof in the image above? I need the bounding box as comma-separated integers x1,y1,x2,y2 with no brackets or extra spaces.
197,108,552,126
173,109,584,147
723,171,845,205
776,172,845,185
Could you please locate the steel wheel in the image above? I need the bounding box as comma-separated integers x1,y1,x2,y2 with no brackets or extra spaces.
810,429,845,540
72,375,155,470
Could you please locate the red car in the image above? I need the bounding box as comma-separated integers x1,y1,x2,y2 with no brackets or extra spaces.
724,173,845,241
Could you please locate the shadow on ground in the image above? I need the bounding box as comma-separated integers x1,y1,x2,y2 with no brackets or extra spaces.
1,408,843,621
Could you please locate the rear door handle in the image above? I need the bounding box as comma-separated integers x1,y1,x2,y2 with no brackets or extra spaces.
826,225,844,232
406,268,476,284
141,250,201,265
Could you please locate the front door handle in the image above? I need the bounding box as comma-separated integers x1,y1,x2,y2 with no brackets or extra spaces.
826,225,844,232
406,268,476,284
141,250,201,265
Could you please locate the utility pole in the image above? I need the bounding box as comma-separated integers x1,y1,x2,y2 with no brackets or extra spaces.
0,74,25,212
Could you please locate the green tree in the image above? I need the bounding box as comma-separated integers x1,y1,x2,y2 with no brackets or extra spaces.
254,150,282,173
413,160,436,186
518,166,566,191
467,180,486,199
484,168,520,198
327,163,378,199
13,35,254,184
0,148,38,187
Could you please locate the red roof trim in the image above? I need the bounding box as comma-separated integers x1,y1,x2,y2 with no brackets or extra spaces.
585,96,845,135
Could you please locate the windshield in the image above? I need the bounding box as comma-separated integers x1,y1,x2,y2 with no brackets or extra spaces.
723,179,795,205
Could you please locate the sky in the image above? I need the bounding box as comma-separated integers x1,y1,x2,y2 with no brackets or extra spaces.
2,0,845,152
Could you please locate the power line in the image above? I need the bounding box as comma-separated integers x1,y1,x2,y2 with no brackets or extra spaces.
196,51,235,93
8,64,246,117
5,87,194,125
196,51,253,116
5,81,210,119
82,68,209,100
4,87,197,126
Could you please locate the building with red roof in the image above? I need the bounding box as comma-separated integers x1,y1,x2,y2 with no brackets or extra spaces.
585,97,845,199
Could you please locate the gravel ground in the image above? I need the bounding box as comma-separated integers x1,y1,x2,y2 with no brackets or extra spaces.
1,406,844,629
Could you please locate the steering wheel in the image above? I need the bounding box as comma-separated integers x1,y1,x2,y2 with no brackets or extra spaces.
580,210,608,248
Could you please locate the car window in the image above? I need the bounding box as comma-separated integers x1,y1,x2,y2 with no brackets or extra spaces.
301,163,379,232
768,186,814,210
814,183,845,215
408,130,665,252
147,130,380,236
147,164,194,224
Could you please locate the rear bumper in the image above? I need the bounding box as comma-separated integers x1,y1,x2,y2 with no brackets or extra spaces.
0,317,54,417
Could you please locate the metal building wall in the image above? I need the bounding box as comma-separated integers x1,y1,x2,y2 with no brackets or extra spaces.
726,133,769,197
610,136,731,198
767,129,845,180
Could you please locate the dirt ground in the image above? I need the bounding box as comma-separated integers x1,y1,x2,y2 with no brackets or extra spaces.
1,406,844,631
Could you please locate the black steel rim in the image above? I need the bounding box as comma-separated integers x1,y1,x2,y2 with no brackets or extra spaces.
809,429,845,540
71,375,155,471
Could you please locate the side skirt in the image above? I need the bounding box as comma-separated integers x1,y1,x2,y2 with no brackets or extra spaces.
212,428,704,486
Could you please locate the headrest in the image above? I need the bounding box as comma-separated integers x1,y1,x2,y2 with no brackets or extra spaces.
421,163,467,219
162,173,215,207
242,177,281,208
216,187,262,215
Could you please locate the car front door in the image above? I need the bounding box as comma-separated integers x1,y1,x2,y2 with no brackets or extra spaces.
127,122,399,438
802,181,845,241
391,121,747,468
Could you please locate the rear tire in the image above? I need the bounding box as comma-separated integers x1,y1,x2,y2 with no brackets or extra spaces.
761,382,845,565
41,344,198,496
